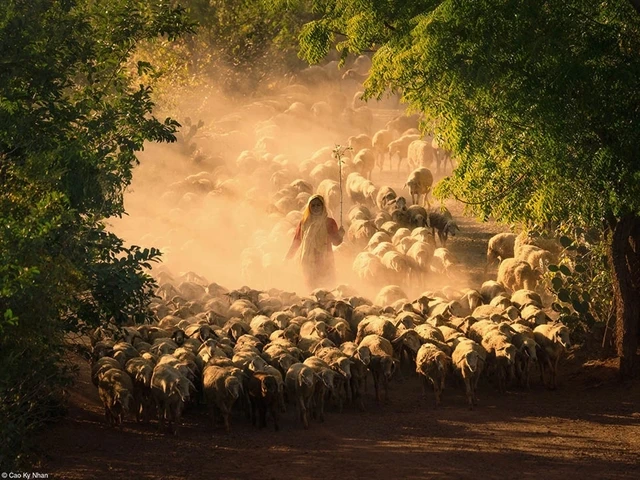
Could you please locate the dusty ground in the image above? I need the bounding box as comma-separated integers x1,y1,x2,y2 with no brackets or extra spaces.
35,351,639,480
33,170,640,480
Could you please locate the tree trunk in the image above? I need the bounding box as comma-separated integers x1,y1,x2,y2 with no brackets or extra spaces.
609,214,640,380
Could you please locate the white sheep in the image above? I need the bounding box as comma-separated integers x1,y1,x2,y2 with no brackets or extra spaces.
352,252,386,284
358,334,397,403
202,364,245,433
285,363,318,429
415,343,449,406
534,323,571,389
98,368,134,428
497,258,541,292
372,128,396,171
352,148,376,180
485,233,517,273
407,139,434,170
302,356,339,422
316,179,341,218
451,339,486,409
346,172,378,207
432,247,457,277
405,167,434,207
151,363,193,434
374,285,408,307
388,134,421,172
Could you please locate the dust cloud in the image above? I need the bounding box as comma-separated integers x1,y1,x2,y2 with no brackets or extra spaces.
108,58,474,303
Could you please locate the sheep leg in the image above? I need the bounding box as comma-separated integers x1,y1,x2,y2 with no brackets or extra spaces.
298,395,309,429
552,355,560,390
372,371,381,403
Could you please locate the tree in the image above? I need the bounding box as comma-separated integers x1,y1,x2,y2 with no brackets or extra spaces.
0,0,194,467
296,0,640,377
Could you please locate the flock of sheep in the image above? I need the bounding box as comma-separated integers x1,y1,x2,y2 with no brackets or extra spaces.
94,57,574,434
90,227,571,434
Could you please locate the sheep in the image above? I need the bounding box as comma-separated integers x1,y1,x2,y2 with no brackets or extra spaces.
381,250,413,286
385,113,420,136
247,371,280,431
374,210,392,229
406,205,429,229
432,247,457,276
125,357,154,423
510,289,543,309
451,339,486,409
415,343,449,406
150,363,193,434
485,233,517,274
91,356,121,387
202,364,245,433
514,231,563,258
302,356,339,422
376,186,398,211
314,347,353,410
480,280,508,303
481,331,517,393
342,106,373,135
98,368,134,428
348,134,373,155
352,148,376,180
358,334,397,403
497,258,541,292
346,172,378,207
427,212,460,246
285,363,317,428
348,204,372,223
339,342,371,410
352,252,386,284
374,285,408,307
520,304,548,326
534,323,571,389
517,244,555,271
405,167,434,207
316,179,341,218
367,231,393,251
372,128,396,171
406,241,435,286
407,139,434,170
388,134,421,172
510,327,539,389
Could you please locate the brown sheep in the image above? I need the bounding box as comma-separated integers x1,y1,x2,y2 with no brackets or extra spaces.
497,258,541,292
405,167,434,207
248,371,280,431
98,368,134,428
202,365,245,433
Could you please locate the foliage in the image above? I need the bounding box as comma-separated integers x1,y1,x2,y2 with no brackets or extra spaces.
544,230,614,341
135,0,317,100
296,0,640,229
0,0,193,468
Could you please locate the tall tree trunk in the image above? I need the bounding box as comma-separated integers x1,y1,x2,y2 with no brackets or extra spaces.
610,214,640,380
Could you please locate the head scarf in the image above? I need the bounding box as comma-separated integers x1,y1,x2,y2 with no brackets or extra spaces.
298,194,329,268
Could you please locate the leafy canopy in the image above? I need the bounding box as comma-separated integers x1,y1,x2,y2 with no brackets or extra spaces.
297,0,640,228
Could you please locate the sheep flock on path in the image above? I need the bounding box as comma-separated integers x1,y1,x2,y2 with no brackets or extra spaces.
97,57,573,434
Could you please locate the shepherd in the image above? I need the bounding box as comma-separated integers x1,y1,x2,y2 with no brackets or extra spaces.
285,194,345,290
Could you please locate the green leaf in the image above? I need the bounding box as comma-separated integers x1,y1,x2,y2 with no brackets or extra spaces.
582,291,591,303
572,299,588,313
548,264,559,272
551,276,564,291
551,302,563,312
558,288,571,303
559,265,572,276
574,264,586,273
559,236,572,248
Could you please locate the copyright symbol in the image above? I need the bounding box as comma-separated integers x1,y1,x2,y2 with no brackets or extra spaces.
2,472,8,479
